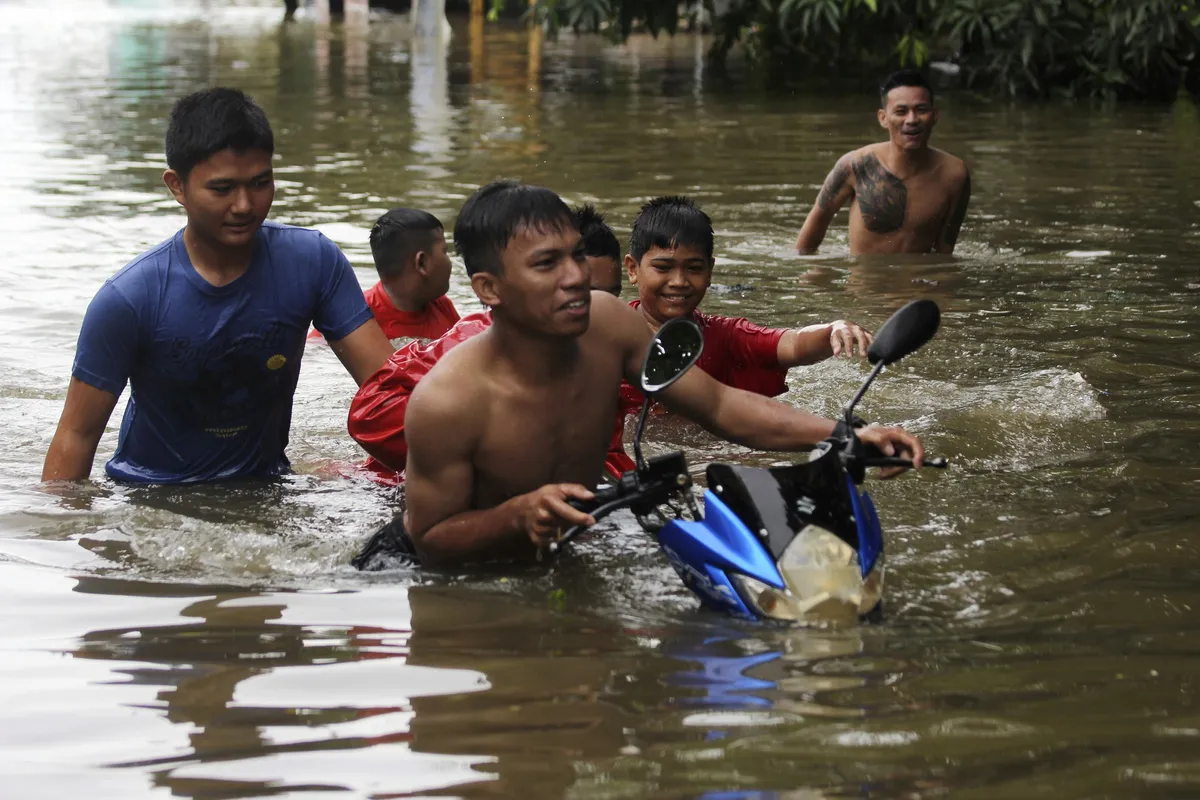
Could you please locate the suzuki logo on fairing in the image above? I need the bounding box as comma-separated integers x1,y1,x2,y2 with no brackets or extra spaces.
661,544,739,606
795,496,817,516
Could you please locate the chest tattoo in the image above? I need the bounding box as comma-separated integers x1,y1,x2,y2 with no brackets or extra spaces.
853,155,907,234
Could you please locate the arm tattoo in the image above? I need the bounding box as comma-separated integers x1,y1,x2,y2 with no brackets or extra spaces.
943,170,971,247
816,159,851,212
852,154,907,234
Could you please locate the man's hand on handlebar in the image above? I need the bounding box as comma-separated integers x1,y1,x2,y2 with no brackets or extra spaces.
856,424,925,479
514,483,596,549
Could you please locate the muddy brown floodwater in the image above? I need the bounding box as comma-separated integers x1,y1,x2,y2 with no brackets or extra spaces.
2,1,1200,797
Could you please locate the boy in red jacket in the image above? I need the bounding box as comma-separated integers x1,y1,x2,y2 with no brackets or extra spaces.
348,204,623,483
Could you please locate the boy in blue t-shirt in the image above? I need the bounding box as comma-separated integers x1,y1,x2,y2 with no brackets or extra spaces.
42,88,394,484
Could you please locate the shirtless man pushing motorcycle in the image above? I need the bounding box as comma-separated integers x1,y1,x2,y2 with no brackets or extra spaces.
398,180,926,567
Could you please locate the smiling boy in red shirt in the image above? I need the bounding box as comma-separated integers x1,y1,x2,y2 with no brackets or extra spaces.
616,196,873,427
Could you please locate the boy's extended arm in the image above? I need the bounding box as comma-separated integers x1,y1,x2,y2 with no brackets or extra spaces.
796,155,856,254
42,378,119,481
776,320,873,368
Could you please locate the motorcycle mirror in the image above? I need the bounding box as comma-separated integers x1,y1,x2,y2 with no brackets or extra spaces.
843,299,941,424
867,299,941,366
640,317,704,394
630,317,704,474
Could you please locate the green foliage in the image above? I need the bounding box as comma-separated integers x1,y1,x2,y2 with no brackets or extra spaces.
520,0,1200,100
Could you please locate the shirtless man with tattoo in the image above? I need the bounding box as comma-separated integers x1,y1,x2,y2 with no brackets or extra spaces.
796,69,971,255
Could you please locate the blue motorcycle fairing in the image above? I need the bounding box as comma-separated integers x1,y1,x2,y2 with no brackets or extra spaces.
657,490,786,615
846,478,883,576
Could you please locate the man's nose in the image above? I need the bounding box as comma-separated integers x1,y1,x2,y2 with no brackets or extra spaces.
563,257,589,288
667,267,689,286
231,186,252,214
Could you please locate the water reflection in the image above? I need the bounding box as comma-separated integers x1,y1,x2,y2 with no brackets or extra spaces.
410,24,454,178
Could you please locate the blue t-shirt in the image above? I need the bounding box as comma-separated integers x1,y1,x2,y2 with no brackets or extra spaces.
72,222,373,484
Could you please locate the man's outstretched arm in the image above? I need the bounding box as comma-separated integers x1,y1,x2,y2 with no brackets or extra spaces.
796,155,856,254
402,373,595,567
660,367,924,467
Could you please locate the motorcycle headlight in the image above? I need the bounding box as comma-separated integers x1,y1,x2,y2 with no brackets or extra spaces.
731,524,884,626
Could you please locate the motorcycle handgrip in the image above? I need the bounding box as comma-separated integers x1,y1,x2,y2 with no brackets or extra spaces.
551,488,634,554
566,484,622,514
862,455,949,469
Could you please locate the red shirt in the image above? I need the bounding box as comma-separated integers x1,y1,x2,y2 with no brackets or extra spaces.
365,283,460,341
618,301,789,419
348,313,636,484
309,283,460,343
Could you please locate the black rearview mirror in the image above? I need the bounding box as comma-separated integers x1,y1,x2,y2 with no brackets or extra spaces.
641,318,704,394
867,299,941,367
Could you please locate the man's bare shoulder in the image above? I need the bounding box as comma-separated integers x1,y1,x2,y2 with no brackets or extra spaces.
831,145,875,171
588,290,643,340
931,148,969,179
587,291,650,372
407,335,491,434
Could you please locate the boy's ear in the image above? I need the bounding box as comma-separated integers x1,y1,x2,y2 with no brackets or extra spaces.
413,250,429,277
163,170,185,206
877,108,887,128
623,253,639,285
470,272,502,309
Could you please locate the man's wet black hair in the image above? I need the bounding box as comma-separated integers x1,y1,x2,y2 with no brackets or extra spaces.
166,88,274,182
574,204,621,263
879,69,934,107
369,208,443,279
454,180,576,277
628,196,714,263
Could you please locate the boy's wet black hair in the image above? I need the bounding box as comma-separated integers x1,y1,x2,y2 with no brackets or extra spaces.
628,196,714,263
574,204,621,263
165,88,274,182
369,208,444,279
454,180,576,277
879,69,934,107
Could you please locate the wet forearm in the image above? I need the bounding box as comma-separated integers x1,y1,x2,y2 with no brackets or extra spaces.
779,324,834,367
795,215,827,254
705,389,837,452
42,430,99,481
409,501,531,567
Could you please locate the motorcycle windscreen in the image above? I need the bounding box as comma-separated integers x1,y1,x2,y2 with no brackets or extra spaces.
845,477,883,577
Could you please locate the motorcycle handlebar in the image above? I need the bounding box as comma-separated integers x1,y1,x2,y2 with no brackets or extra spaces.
861,455,949,469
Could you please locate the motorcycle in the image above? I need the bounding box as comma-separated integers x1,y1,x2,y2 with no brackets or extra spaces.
551,298,948,625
